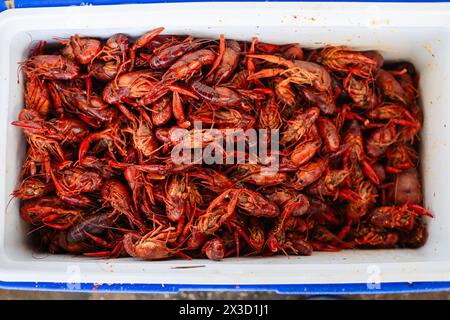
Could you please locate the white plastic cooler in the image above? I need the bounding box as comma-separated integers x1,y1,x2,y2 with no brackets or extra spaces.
1,2,450,293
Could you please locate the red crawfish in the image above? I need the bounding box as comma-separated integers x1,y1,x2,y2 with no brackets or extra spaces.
20,195,82,229
64,80,116,118
50,167,98,209
335,180,379,241
232,217,266,254
353,226,399,249
65,212,124,257
362,50,385,69
282,44,304,60
60,35,102,64
400,223,428,248
162,49,216,82
19,144,54,182
50,162,103,195
13,37,431,259
206,40,242,85
191,81,242,108
308,226,347,252
273,76,296,108
285,234,313,256
184,226,208,251
12,111,89,144
398,118,421,145
141,34,184,54
301,86,337,115
365,124,397,158
284,215,315,235
165,174,192,222
304,197,340,227
190,108,255,129
101,179,146,232
171,89,190,127
123,225,183,261
280,193,310,218
129,27,165,70
150,95,172,126
160,126,239,152
370,203,432,231
149,37,210,69
263,187,298,207
280,107,320,146
188,168,234,194
258,97,282,129
24,77,52,117
317,117,340,152
247,54,332,92
367,102,416,122
123,166,156,217
102,70,159,105
372,163,387,185
376,69,407,105
24,137,65,177
79,156,120,178
89,34,130,81
339,120,381,185
391,168,422,205
202,238,225,261
76,96,118,127
246,37,259,82
22,55,80,80
344,74,378,110
78,123,127,161
289,158,327,190
266,204,312,255
123,110,159,160
306,169,355,201
232,188,280,218
12,176,54,200
101,33,130,61
13,112,85,178
318,46,379,78
129,161,195,177
228,164,287,187
227,69,251,89
90,60,121,82
254,42,284,54
346,180,378,221
366,103,420,143
195,189,240,235
289,138,322,167
50,81,118,128
219,216,251,256
390,63,419,104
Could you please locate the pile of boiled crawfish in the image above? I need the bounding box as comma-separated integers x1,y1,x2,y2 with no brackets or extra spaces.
12,28,432,261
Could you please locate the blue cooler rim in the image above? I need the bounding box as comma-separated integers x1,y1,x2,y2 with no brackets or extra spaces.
2,0,450,12
1,280,450,294
1,0,450,294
